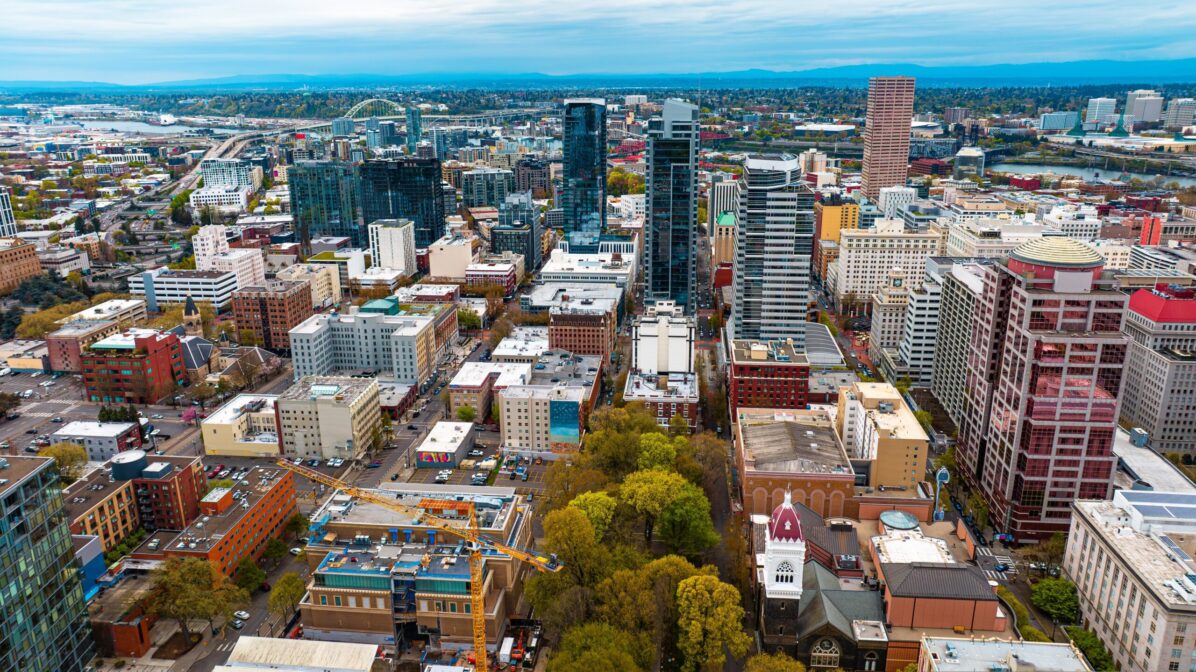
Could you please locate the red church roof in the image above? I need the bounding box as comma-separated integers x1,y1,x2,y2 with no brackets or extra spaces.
1130,286,1196,324
768,491,804,543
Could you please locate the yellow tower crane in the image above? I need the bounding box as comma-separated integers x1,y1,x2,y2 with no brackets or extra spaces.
276,459,561,671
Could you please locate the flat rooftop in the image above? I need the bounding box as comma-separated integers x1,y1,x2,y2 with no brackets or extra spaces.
164,466,289,552
279,376,376,403
1112,428,1196,493
53,420,137,438
449,362,531,389
624,372,698,400
921,637,1092,671
204,394,279,426
47,319,117,337
90,328,170,350
526,350,602,388
737,409,854,477
0,456,51,497
416,422,474,453
86,573,154,624
871,529,955,565
224,636,378,672
492,327,549,359
731,339,810,366
314,482,521,537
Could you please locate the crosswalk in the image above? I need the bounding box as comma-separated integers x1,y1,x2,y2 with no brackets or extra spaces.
977,547,1019,580
215,640,236,653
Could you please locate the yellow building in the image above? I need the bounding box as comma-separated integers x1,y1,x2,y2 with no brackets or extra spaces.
712,211,737,269
201,394,282,457
814,198,860,245
63,474,138,552
835,382,928,492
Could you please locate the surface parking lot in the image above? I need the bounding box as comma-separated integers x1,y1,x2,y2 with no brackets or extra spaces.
409,451,550,496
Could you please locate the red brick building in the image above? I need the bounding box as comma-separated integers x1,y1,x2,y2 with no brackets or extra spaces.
549,306,616,363
729,339,811,415
46,319,121,373
82,329,187,404
123,453,208,532
231,279,313,353
909,158,950,176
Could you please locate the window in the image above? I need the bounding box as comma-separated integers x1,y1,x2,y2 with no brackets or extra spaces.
775,561,795,585
864,651,879,672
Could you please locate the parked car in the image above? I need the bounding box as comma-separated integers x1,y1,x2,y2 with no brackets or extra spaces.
230,620,245,630
290,547,303,556
467,449,484,458
24,429,36,435
366,461,383,468
234,610,251,621
50,417,63,423
993,563,1010,573
150,414,164,419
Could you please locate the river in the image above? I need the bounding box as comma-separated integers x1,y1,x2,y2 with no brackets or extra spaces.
989,162,1196,188
73,120,247,136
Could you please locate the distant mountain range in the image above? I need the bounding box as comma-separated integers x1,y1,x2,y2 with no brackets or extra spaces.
3,58,1196,91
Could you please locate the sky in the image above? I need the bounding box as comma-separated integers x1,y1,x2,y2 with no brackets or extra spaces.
4,0,1196,83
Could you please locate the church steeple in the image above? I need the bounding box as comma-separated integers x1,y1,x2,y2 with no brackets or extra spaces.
183,295,203,337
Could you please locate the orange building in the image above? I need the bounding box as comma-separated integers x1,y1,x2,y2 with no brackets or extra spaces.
0,238,43,294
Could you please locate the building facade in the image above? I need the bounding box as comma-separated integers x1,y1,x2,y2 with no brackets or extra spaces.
644,99,699,313
561,98,607,253
1119,285,1196,454
82,329,188,404
231,280,312,354
861,77,916,200
367,219,418,276
277,377,381,461
0,238,44,294
289,161,365,254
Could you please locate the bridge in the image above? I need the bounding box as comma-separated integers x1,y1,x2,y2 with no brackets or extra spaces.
286,99,545,135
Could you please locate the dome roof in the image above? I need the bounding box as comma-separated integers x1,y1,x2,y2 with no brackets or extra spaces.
1009,237,1103,269
768,490,804,543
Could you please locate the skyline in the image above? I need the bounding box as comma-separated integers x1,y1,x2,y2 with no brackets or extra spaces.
6,0,1196,84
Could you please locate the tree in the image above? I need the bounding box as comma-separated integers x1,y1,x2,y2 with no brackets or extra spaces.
1034,531,1067,568
548,622,646,672
151,557,248,642
39,442,88,483
268,571,307,619
0,392,21,416
456,405,477,423
543,459,609,512
263,538,289,565
458,308,482,330
669,414,690,437
746,652,808,672
967,491,990,531
234,556,266,593
1031,577,1080,624
1066,626,1116,671
284,513,309,540
568,491,617,540
676,574,751,671
541,507,611,589
489,316,514,347
658,483,720,557
637,432,679,471
620,469,689,542
595,555,712,667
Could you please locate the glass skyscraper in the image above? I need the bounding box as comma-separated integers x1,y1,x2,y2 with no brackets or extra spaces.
0,457,94,672
288,161,364,254
406,107,423,154
359,158,446,248
561,98,607,253
644,99,699,313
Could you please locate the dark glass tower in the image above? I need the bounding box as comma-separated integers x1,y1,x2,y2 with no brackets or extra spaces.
406,107,423,154
288,161,364,255
360,158,446,248
561,98,607,253
644,99,699,313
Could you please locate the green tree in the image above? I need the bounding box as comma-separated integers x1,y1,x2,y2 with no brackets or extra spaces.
676,574,751,671
284,513,309,540
458,308,482,330
543,458,609,512
263,538,288,565
637,432,679,471
568,491,617,540
746,652,808,672
151,557,248,641
456,405,477,423
268,571,307,620
541,507,611,589
1031,577,1080,624
39,442,88,483
658,483,720,557
234,556,266,593
595,555,712,667
967,491,990,531
548,622,646,672
669,414,690,437
1034,531,1067,568
1065,626,1116,671
620,469,689,542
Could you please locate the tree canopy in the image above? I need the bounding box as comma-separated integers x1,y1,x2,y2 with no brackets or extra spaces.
39,442,87,483
151,557,248,640
676,574,751,671
268,571,307,618
1031,577,1080,624
567,491,617,540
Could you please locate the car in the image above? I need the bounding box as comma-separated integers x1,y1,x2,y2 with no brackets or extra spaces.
0,442,8,449
391,473,400,481
307,459,321,467
50,417,62,423
366,461,383,468
434,474,449,483
230,620,245,630
467,449,484,458
150,413,164,419
154,450,165,456
234,610,251,621
407,424,418,430
412,411,421,418
993,563,1010,573
24,429,36,435
289,547,303,556
521,470,529,482
217,469,231,479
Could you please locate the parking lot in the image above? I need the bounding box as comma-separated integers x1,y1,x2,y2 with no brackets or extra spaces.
408,451,550,497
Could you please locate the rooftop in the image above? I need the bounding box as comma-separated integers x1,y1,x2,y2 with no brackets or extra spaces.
491,327,549,359
624,372,698,400
164,466,289,552
450,361,532,389
1129,285,1196,324
1112,428,1196,493
0,456,51,497
730,339,810,366
89,328,173,351
416,422,475,454
921,637,1092,672
222,636,378,672
737,408,854,477
1009,237,1104,268
204,394,279,427
53,421,137,439
871,528,955,565
313,482,521,536
47,319,117,338
280,376,377,403
881,562,997,600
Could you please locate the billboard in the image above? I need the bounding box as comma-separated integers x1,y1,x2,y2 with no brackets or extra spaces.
548,399,581,447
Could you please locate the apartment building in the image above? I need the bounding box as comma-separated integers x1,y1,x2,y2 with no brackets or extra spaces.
81,329,188,404
448,362,531,424
367,219,417,277
929,260,993,427
201,394,281,457
46,319,121,373
1120,285,1196,454
548,301,617,363
231,280,313,353
276,262,343,309
827,220,944,313
836,382,928,492
289,310,442,387
0,237,44,294
498,351,602,456
276,377,382,461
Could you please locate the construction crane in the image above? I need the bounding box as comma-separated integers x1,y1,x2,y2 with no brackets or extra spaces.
276,459,561,670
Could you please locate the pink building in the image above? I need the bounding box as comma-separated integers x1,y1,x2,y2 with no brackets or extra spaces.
861,76,915,200
464,261,518,298
957,238,1128,541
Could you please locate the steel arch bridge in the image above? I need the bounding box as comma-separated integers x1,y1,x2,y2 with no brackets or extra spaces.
344,98,405,119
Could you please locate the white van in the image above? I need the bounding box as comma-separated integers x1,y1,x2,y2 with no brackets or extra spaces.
0,368,11,377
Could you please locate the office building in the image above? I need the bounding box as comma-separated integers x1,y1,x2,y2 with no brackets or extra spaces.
193,225,266,289
289,310,443,386
708,179,739,232
189,186,252,212
38,246,90,276
448,362,531,424
1127,89,1165,123
869,268,909,359
952,146,985,180
539,247,637,296
548,300,618,363
405,106,422,153
82,329,188,404
461,167,515,208
826,220,943,313
359,158,446,248
728,339,810,415
515,156,551,198
1119,285,1196,454
957,238,1127,540
63,298,146,326
930,260,991,426
1165,98,1196,130
128,267,238,311
277,376,381,460
861,77,915,200
644,99,699,313
813,195,860,280
943,107,971,124
943,218,1048,258
201,394,281,457
1086,97,1117,124
498,350,602,455
878,186,916,219
0,238,43,294
492,220,540,273
289,161,364,254
561,98,607,253
199,158,260,190
1067,491,1196,672
330,117,355,137
711,210,737,273
231,280,312,353
46,319,121,373
0,456,95,672
878,257,962,386
731,154,815,343
1038,111,1080,131
276,263,342,309
52,420,142,462
367,218,417,277
836,382,928,491
0,186,16,237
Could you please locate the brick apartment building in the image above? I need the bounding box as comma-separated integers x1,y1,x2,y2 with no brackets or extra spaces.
728,339,811,415
46,319,120,373
0,238,44,294
548,305,616,362
231,279,313,353
81,329,188,404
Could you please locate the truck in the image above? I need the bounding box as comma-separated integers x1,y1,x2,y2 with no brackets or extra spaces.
497,637,514,665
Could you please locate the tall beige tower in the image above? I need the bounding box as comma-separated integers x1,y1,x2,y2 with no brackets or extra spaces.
861,76,915,200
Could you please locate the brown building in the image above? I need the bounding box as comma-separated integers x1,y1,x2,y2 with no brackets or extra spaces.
46,319,120,373
88,578,157,658
231,279,313,353
0,237,44,294
861,77,915,200
728,339,811,415
82,329,188,405
548,306,616,362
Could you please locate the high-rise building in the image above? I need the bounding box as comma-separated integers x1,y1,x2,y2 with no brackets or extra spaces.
931,260,992,427
943,107,971,125
330,117,355,137
561,98,607,253
231,280,313,353
461,166,515,208
1127,89,1164,123
1119,285,1196,454
644,99,699,313
359,158,446,249
861,76,915,200
0,456,95,672
731,154,815,343
405,106,422,154
827,220,943,313
1165,98,1196,130
367,218,417,276
957,238,1127,540
878,185,916,219
707,180,739,229
1085,97,1116,124
289,161,364,255
869,268,909,359
199,158,260,190
515,156,551,198
0,185,18,237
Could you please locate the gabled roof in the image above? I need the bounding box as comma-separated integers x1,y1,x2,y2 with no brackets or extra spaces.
797,561,884,639
179,336,215,371
881,562,997,601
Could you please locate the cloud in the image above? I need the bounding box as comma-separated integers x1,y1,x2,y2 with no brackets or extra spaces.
4,0,1196,82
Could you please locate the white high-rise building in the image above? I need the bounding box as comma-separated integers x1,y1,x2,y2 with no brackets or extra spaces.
707,180,738,229
630,301,695,375
1165,98,1196,130
826,219,943,313
878,186,916,219
192,224,264,289
731,154,814,344
367,219,417,277
1127,89,1164,123
289,310,443,386
192,224,230,263
1085,97,1116,124
929,260,992,427
869,268,909,361
199,158,261,190
0,186,16,237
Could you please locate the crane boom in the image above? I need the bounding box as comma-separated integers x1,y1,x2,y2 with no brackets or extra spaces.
276,459,561,670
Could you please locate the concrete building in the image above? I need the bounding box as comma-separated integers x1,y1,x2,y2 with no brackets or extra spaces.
199,158,261,190
413,422,476,467
0,186,16,237
82,329,188,404
625,302,698,430
448,361,531,424
836,382,928,492
128,268,239,311
46,319,120,373
538,247,638,297
942,217,1049,258
62,298,146,326
813,195,861,280
1042,204,1102,241
930,260,992,426
189,186,252,213
711,210,737,271
461,167,515,208
708,179,739,233
1086,97,1117,125
38,246,90,276
276,263,343,309
644,99,699,313
277,377,382,461
0,237,44,294
1128,89,1165,123
1120,285,1196,454
878,186,916,220
869,268,910,361
861,76,916,200
289,310,443,387
427,234,479,281
0,456,95,672
231,280,312,353
219,637,381,672
957,238,1127,540
731,154,815,343
919,637,1091,671
367,219,417,277
52,421,142,461
491,327,550,363
497,350,602,457
879,258,962,387
828,220,943,314
1067,491,1196,672
1165,98,1196,130
201,394,282,457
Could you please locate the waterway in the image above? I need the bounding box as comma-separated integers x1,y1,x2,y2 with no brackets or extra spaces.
73,120,246,136
989,162,1196,188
